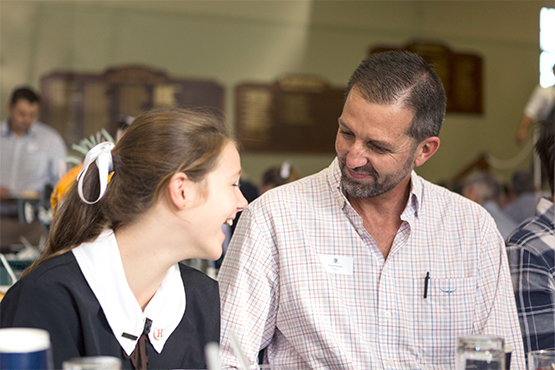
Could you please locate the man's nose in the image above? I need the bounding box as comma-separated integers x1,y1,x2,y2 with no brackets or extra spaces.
345,142,368,169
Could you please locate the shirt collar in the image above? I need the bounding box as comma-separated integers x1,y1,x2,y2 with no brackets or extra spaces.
0,119,37,138
536,197,555,222
328,157,421,218
72,229,186,356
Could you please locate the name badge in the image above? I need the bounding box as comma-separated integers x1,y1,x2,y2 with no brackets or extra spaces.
318,254,354,275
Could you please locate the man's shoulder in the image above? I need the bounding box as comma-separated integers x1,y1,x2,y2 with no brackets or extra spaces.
417,175,481,209
506,214,554,249
253,167,332,207
32,121,64,139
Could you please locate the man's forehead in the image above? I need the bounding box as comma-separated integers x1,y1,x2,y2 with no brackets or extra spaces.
12,100,39,110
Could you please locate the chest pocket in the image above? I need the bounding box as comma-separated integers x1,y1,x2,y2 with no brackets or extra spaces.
399,276,477,366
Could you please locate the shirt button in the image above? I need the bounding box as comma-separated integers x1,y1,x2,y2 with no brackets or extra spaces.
384,311,391,318
153,327,164,340
357,228,364,235
387,359,394,366
382,266,388,273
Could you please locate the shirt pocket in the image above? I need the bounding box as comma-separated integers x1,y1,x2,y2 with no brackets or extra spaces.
403,276,477,366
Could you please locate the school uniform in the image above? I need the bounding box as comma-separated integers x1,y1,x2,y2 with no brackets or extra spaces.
0,230,219,369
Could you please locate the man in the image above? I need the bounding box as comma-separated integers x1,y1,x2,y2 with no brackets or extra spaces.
461,171,517,239
218,51,524,369
0,87,67,246
503,168,540,225
506,119,555,356
515,64,555,146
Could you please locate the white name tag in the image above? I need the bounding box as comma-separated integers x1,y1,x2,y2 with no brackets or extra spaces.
318,254,354,275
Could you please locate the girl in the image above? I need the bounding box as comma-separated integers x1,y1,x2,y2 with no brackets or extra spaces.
0,108,247,369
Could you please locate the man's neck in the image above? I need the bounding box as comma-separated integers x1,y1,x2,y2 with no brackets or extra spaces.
347,176,412,259
7,119,28,137
347,175,412,218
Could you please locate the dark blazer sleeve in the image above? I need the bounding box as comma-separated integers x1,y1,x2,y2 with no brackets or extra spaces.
0,259,83,368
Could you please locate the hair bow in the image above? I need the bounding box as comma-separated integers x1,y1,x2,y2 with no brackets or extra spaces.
76,141,115,204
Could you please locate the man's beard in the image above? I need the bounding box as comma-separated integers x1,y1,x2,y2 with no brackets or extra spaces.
339,154,415,199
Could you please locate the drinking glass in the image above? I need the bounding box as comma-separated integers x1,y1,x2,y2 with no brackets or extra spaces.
528,350,555,370
62,356,122,370
456,335,505,370
0,328,53,370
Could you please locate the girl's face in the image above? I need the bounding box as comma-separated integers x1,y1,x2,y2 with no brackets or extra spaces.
187,141,248,260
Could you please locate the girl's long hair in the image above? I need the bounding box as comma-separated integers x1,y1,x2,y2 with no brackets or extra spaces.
24,108,229,275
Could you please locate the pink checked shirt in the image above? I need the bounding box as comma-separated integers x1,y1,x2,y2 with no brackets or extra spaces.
218,159,525,369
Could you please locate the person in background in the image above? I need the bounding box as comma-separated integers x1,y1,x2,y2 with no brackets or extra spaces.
258,161,301,195
503,168,540,225
217,50,524,369
0,108,247,369
461,171,518,239
0,87,67,247
506,118,555,356
515,64,555,146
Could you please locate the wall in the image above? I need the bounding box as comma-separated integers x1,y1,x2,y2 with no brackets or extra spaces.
0,1,544,186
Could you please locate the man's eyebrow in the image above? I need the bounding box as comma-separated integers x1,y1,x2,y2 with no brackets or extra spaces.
337,118,350,130
337,118,391,148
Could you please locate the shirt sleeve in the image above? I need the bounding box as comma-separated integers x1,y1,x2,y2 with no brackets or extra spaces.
0,275,82,369
523,85,552,121
218,206,279,369
506,240,555,355
474,221,526,370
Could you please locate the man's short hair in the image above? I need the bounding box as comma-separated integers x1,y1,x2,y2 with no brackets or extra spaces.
511,168,535,195
535,119,555,193
345,50,446,143
9,87,40,106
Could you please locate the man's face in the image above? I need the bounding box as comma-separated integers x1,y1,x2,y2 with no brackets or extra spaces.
7,99,39,136
335,89,418,199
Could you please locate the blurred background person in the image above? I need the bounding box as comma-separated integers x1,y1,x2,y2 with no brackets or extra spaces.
0,86,67,249
258,161,300,195
515,63,555,146
506,118,555,356
462,171,518,239
503,168,540,225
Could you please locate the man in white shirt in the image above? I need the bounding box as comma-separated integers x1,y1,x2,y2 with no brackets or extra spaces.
0,87,67,247
515,64,555,145
218,51,524,369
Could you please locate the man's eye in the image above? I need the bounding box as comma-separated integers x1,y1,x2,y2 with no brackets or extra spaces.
369,143,387,153
340,130,353,137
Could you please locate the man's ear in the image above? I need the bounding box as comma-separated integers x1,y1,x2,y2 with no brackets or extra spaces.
168,172,190,209
414,136,440,167
6,102,12,116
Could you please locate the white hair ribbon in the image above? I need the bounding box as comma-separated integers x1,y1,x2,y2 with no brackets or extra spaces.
76,141,115,204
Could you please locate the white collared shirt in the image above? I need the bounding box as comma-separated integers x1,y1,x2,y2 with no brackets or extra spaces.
0,119,67,194
72,229,186,356
218,158,525,369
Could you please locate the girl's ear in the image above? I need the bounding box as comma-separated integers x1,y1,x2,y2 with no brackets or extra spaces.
168,172,190,209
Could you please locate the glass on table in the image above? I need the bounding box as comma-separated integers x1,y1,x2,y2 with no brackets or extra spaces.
456,335,505,370
62,356,122,370
0,328,53,370
528,350,555,370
